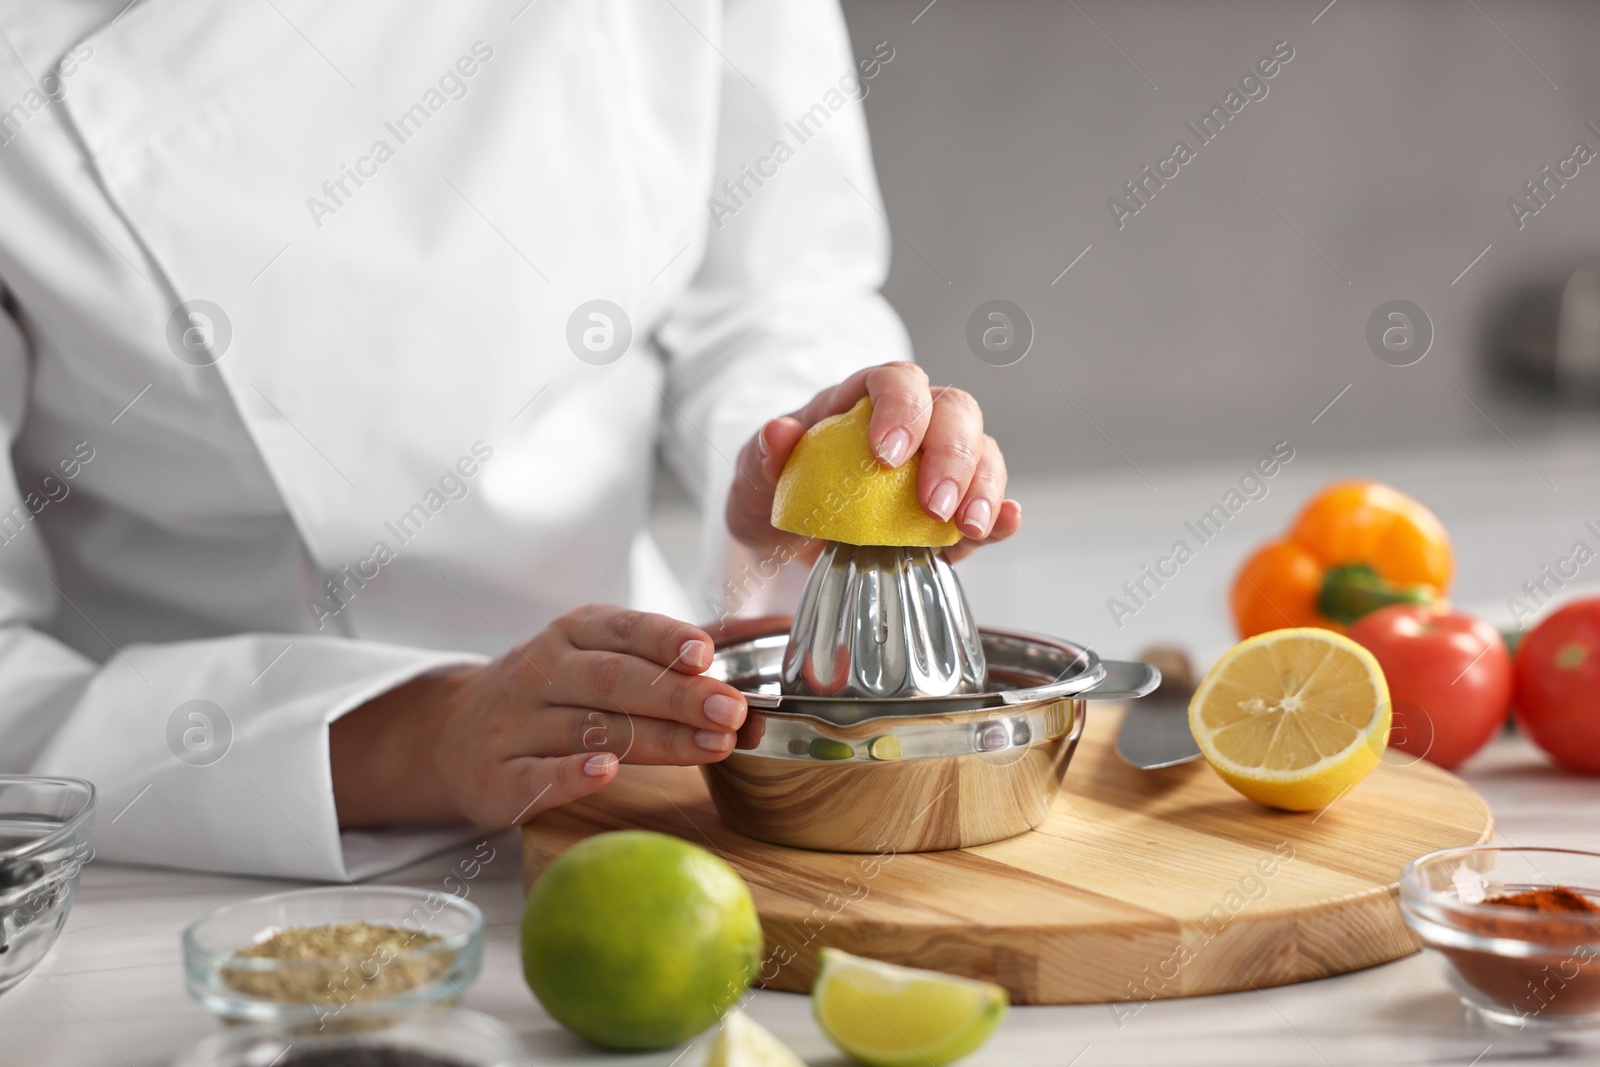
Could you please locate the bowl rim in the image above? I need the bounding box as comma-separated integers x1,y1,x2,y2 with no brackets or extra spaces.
0,775,97,864
1401,844,1600,927
182,885,484,977
707,615,1134,723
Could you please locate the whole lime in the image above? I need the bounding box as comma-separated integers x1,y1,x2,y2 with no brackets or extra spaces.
520,830,763,1049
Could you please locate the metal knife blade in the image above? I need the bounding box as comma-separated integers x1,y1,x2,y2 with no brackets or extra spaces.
1114,645,1202,770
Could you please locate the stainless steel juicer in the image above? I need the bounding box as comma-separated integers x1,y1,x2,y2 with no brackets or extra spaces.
701,543,1160,853
782,543,987,700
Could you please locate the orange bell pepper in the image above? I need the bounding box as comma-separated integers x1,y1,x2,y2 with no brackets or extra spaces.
1232,480,1453,638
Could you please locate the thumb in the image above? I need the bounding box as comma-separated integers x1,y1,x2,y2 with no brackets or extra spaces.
727,418,811,552
755,416,806,483
497,752,617,827
731,417,801,505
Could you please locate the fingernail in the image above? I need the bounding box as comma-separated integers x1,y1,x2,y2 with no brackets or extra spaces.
962,498,992,539
680,640,711,670
877,427,911,468
694,729,734,752
584,753,617,776
756,422,772,458
704,693,745,728
929,479,959,521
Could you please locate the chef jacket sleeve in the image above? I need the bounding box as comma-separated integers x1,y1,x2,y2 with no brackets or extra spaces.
653,0,913,620
0,300,484,879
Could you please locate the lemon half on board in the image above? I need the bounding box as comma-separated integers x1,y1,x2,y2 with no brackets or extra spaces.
813,948,1007,1067
1188,628,1391,811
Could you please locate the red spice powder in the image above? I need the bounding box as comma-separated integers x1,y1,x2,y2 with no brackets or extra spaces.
1488,887,1600,914
1437,885,1600,1024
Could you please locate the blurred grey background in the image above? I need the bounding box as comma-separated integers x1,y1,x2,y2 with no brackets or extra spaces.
657,0,1600,657
840,0,1600,472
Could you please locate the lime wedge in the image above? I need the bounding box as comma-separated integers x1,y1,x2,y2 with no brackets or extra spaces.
813,949,1007,1067
705,1012,806,1067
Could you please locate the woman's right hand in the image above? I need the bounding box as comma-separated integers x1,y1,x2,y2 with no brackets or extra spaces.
331,604,749,829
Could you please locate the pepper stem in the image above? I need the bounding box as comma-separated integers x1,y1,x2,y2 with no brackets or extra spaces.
1318,562,1438,625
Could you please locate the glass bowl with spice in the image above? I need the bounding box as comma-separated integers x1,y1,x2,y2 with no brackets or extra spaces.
1401,845,1600,1029
183,886,483,1030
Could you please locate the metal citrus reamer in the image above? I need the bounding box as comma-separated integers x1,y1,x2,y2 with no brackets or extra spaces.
780,542,987,699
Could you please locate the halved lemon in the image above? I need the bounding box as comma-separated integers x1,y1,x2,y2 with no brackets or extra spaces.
813,948,1007,1067
1188,628,1391,811
771,397,961,548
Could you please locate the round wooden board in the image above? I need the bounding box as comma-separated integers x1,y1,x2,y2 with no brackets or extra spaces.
521,707,1492,1005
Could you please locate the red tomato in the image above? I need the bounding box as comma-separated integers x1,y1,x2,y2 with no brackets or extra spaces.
1514,598,1600,774
1346,605,1513,770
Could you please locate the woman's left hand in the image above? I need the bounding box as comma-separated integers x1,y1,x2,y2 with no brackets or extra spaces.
726,362,1022,563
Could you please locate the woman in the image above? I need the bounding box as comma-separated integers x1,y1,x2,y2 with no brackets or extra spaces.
0,0,1017,878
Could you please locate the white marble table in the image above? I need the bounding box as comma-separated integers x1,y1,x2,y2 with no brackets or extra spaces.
3,731,1597,1067
13,438,1600,1065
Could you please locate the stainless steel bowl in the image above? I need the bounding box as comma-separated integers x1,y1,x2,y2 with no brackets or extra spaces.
704,617,1158,853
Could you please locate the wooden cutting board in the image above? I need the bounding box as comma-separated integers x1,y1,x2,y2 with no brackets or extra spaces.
521,707,1492,1005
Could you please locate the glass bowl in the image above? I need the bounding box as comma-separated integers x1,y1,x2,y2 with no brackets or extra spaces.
0,775,96,995
1401,845,1600,1029
172,1007,526,1066
183,886,483,1030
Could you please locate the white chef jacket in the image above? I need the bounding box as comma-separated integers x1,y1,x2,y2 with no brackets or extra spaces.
0,0,907,879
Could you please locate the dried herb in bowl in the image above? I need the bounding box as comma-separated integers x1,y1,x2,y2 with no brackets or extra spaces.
222,922,450,1005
